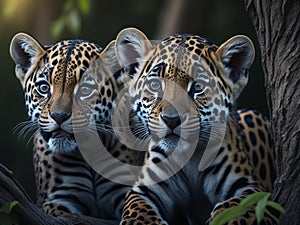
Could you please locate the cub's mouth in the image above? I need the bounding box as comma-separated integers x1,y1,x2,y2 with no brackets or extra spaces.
51,129,74,139
41,128,75,141
41,129,77,153
164,133,180,143
159,133,180,149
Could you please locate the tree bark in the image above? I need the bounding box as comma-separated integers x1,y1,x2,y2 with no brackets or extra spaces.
244,0,300,224
0,163,117,225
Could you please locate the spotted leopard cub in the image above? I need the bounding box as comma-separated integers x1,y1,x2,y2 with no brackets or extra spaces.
10,34,138,219
106,28,276,225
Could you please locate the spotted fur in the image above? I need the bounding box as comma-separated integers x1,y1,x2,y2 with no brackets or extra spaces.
10,33,141,219
107,28,276,225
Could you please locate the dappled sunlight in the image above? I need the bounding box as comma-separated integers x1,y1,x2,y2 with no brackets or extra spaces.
0,0,35,24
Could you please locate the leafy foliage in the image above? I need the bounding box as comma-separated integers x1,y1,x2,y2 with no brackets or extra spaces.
51,0,91,39
210,192,285,225
0,201,19,225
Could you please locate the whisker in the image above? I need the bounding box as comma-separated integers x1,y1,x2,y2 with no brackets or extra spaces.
27,129,41,146
13,120,39,141
12,121,32,134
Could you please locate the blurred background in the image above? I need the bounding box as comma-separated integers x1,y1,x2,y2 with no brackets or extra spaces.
0,0,267,199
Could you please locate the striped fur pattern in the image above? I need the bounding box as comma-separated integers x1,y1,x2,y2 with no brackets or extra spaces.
109,28,276,225
10,33,141,219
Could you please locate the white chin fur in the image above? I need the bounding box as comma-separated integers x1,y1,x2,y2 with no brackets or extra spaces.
159,138,191,155
48,138,77,153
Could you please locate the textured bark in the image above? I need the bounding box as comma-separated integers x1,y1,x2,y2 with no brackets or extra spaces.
0,163,117,225
244,0,300,224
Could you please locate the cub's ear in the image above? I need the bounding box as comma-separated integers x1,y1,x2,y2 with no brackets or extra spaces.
216,35,255,98
9,33,45,87
99,40,123,85
115,27,153,83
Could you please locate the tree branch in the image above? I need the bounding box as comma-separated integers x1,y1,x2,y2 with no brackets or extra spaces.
0,163,117,225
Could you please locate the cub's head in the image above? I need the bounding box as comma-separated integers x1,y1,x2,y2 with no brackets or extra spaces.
10,33,117,152
111,28,254,152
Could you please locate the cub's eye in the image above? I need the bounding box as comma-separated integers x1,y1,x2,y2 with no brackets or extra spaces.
79,85,93,96
193,82,204,93
149,80,161,91
37,82,50,95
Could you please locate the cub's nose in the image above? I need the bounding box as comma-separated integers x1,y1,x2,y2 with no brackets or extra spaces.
161,114,181,130
50,111,71,125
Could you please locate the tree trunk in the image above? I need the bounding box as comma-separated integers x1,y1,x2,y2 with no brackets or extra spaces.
244,0,300,224
0,163,117,225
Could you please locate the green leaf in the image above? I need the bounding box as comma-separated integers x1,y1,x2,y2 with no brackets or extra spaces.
239,192,270,209
210,206,247,225
265,209,280,224
51,0,89,39
51,18,65,40
255,194,270,224
267,201,286,214
210,193,286,225
0,201,19,214
77,0,90,15
67,8,81,34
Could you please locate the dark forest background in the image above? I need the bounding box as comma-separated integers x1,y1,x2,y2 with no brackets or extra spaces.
0,0,267,199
